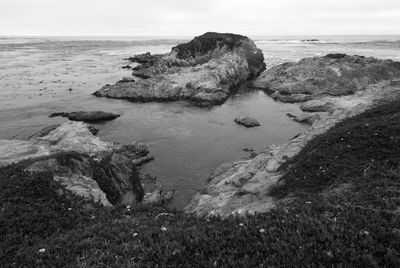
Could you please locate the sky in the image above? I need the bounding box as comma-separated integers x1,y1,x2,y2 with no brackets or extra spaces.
0,0,399,36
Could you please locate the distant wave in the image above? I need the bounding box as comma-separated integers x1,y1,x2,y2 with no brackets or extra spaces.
254,39,400,46
254,40,335,44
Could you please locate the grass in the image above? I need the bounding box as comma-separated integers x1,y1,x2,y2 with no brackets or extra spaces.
1,101,400,267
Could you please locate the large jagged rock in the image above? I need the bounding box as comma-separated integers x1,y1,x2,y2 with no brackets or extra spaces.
253,54,400,102
0,122,153,206
185,78,400,217
94,32,265,107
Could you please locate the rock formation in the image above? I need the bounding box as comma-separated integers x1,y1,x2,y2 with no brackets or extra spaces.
94,32,265,107
0,122,154,206
49,111,120,122
234,116,260,127
186,55,400,217
252,54,400,103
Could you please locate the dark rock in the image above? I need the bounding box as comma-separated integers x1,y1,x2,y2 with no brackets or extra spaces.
301,39,319,42
234,116,260,128
117,77,135,83
87,126,99,135
324,53,347,59
125,52,162,64
94,32,265,106
122,65,132,69
49,111,120,122
131,71,151,79
286,113,296,119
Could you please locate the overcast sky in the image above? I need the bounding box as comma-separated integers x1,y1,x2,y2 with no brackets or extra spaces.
0,0,399,36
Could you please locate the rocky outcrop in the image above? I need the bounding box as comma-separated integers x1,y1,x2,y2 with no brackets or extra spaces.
0,122,153,206
186,78,400,216
94,32,265,107
49,111,120,122
234,116,260,128
253,54,400,102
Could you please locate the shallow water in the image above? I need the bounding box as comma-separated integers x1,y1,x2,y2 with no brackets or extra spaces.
0,91,308,208
1,35,400,208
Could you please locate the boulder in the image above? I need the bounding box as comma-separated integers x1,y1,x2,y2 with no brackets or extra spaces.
0,122,154,206
49,111,120,122
253,54,400,102
234,116,260,128
94,32,266,106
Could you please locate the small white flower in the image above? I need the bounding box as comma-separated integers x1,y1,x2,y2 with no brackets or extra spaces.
133,233,138,237
259,228,266,233
38,248,46,253
239,223,244,226
126,205,131,209
161,226,167,232
68,208,72,211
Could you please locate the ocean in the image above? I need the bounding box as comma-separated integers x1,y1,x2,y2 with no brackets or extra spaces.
1,35,399,208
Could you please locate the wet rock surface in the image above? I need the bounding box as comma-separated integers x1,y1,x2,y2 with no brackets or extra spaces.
94,32,265,106
0,122,154,206
49,111,120,122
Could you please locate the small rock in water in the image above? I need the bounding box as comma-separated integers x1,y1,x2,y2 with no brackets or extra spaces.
49,111,120,122
234,116,260,128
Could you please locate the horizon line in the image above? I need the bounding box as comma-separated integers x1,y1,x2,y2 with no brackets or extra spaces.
1,33,400,38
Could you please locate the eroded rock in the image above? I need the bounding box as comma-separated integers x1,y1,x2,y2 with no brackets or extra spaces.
94,32,265,106
0,122,154,206
253,54,400,101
